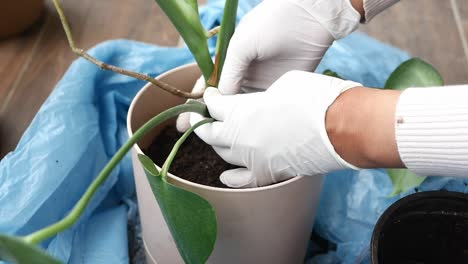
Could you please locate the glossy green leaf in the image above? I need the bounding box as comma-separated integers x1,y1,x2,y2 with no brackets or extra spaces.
385,58,444,196
153,0,214,81
387,169,426,197
385,58,444,90
0,235,62,264
323,69,342,79
138,154,217,264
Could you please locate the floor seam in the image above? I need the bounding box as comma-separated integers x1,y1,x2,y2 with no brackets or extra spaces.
0,13,50,115
451,0,468,73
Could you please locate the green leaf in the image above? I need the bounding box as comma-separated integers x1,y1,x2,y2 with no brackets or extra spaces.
138,154,217,264
154,0,214,81
385,58,444,90
387,169,426,197
385,58,444,196
322,69,342,79
139,154,160,176
0,235,62,264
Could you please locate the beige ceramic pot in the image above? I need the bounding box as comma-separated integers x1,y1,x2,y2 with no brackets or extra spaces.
0,0,44,39
127,63,324,264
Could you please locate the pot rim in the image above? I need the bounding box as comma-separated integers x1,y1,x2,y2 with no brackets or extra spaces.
370,190,468,264
127,63,307,193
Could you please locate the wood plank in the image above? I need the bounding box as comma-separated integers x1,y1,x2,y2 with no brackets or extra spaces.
458,0,468,45
0,20,45,108
360,0,468,85
459,0,468,20
0,0,179,157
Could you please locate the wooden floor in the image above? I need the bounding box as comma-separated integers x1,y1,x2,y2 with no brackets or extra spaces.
1,0,468,158
361,0,468,85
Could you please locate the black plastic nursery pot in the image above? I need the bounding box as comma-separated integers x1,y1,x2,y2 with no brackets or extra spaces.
371,191,468,264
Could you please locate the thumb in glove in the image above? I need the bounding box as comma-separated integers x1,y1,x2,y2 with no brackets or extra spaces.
176,76,206,132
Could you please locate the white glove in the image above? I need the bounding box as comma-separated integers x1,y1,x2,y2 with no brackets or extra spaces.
218,0,361,95
178,0,360,131
176,76,206,132
191,71,362,188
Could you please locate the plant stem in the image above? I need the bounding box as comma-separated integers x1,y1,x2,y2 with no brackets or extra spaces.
160,118,214,179
208,0,238,86
51,0,203,99
205,26,221,38
23,102,208,245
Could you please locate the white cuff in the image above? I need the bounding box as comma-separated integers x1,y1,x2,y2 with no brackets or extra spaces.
289,0,361,39
395,86,468,178
363,0,399,22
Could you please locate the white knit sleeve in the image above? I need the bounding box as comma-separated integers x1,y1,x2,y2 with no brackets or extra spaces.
363,0,399,22
395,86,468,178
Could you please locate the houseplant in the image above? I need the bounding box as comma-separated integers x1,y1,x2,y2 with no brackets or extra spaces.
0,0,446,264
52,0,322,262
2,0,309,263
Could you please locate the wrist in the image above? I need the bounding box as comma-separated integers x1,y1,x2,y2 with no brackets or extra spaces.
326,87,404,168
350,0,365,18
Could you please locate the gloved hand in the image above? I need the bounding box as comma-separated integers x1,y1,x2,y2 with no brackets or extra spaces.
218,0,361,94
177,0,361,132
190,71,362,188
176,76,206,132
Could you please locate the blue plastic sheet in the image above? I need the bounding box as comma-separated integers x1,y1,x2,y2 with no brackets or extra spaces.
1,0,467,263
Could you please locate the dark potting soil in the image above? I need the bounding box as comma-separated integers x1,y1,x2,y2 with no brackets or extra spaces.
145,125,238,188
378,211,468,264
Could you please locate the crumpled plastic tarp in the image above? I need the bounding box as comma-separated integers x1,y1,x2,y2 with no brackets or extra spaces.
1,0,467,263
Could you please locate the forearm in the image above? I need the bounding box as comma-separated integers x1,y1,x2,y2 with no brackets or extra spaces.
326,87,403,168
327,85,468,178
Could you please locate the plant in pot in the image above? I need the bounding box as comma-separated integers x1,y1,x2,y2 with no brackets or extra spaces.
0,0,446,264
0,0,317,263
